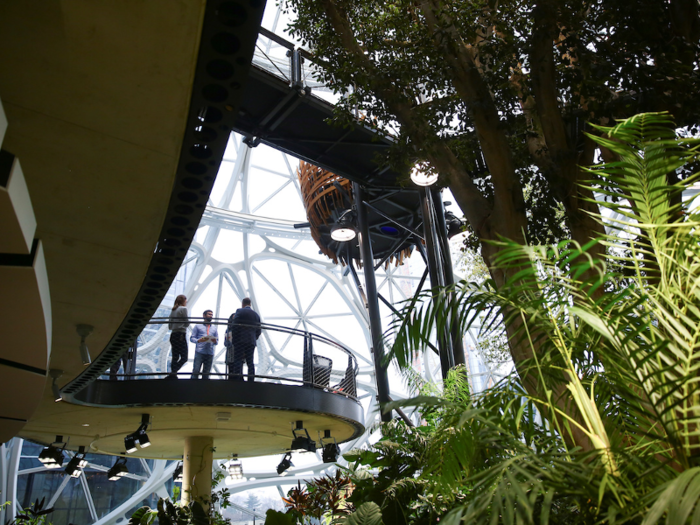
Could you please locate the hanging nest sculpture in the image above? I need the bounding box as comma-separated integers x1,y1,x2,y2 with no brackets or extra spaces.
297,161,352,264
297,161,414,267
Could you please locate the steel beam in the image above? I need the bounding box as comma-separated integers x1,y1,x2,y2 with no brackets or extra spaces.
433,190,466,367
419,187,453,378
354,182,391,422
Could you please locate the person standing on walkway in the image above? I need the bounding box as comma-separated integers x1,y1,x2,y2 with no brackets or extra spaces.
168,294,189,378
109,348,129,381
228,298,261,382
190,309,218,379
224,311,235,377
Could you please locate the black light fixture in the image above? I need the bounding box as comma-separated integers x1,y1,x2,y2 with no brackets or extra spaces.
227,454,243,480
124,414,151,453
124,434,137,454
107,456,129,481
276,452,293,476
49,369,63,403
443,203,466,239
173,462,183,483
322,443,341,463
38,436,65,469
64,446,88,478
290,421,316,453
320,430,340,464
77,446,89,469
136,427,151,448
52,382,62,403
64,458,82,478
76,324,93,366
330,210,357,242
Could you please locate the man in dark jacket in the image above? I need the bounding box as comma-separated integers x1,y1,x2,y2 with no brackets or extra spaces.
226,298,261,381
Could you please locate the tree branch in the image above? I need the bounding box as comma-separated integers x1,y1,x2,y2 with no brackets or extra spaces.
420,0,526,239
320,0,493,233
530,1,572,165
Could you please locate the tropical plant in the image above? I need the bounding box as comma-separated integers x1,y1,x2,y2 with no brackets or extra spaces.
337,369,578,524
130,464,233,525
269,471,354,524
342,419,434,525
379,112,700,523
128,498,209,525
285,0,700,440
264,509,297,525
208,463,232,524
3,499,55,525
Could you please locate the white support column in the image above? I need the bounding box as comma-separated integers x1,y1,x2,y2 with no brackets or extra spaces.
92,460,170,525
79,472,98,522
0,442,8,525
46,475,71,509
1,438,23,522
182,436,213,510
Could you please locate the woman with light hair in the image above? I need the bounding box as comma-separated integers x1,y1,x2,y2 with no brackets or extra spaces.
167,294,189,378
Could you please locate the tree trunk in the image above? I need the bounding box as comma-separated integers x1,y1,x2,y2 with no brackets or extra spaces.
320,0,595,453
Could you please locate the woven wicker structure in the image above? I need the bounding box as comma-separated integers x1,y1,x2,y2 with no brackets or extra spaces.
297,161,352,264
297,161,414,267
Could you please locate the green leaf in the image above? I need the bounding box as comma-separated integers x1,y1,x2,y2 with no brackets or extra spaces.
338,502,384,525
263,509,297,525
128,507,157,525
190,501,209,525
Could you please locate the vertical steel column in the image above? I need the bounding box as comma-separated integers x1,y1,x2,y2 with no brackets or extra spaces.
419,187,453,378
353,182,392,422
127,339,138,377
432,189,466,367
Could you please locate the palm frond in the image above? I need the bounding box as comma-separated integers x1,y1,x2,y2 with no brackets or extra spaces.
377,113,700,523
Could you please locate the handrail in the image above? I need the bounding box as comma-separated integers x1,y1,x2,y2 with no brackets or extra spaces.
104,318,360,401
147,318,356,357
257,27,324,67
258,27,295,51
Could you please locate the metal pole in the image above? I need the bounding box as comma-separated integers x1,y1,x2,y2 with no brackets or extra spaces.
345,245,367,306
353,182,392,422
291,49,302,86
127,338,139,377
419,187,453,378
432,189,466,367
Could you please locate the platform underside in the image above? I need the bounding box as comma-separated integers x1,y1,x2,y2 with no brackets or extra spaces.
23,380,364,459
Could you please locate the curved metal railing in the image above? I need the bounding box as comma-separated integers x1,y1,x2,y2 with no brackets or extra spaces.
103,318,359,401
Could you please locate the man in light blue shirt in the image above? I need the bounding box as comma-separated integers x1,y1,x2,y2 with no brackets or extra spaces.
190,309,218,379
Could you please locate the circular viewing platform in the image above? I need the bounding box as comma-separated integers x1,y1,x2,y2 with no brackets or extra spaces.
55,320,366,459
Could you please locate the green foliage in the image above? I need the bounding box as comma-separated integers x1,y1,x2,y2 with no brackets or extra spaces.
128,499,208,525
130,465,234,525
263,509,297,525
280,471,354,524
5,499,55,525
338,368,573,524
209,464,232,522
284,0,700,252
343,420,431,524
285,1,700,477
375,113,700,523
335,503,383,525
